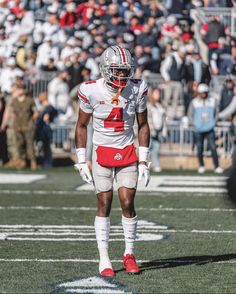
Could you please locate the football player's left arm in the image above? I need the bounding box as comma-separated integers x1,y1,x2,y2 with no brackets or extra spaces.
136,109,151,187
74,108,94,185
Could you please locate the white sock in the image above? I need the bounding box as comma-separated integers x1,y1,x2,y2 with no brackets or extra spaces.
122,215,138,256
94,216,112,272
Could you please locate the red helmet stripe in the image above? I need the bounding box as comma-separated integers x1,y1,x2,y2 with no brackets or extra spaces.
118,46,127,63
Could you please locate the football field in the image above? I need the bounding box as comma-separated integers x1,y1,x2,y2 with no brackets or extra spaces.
0,167,236,293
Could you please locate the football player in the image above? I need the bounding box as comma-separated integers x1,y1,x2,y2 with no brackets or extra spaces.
74,45,151,276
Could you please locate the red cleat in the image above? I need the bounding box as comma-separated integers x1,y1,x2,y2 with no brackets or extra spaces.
123,254,140,274
100,268,116,277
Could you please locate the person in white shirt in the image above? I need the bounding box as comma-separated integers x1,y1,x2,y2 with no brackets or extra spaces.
74,45,151,277
78,49,100,80
36,36,59,68
148,87,166,172
60,37,76,62
47,68,73,122
0,57,23,94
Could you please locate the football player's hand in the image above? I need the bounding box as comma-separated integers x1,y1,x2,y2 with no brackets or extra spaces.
138,162,151,187
74,163,94,185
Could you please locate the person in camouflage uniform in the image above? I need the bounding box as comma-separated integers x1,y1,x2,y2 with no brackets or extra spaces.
1,83,21,168
10,83,38,170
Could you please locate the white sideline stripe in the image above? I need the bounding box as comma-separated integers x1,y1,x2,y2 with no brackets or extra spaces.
0,206,235,212
0,258,235,264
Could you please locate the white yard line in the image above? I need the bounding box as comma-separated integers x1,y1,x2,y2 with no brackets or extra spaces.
0,174,46,184
0,258,235,264
0,190,81,195
77,186,227,193
0,206,234,212
0,188,227,195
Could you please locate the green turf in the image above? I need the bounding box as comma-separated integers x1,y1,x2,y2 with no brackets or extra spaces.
0,167,235,293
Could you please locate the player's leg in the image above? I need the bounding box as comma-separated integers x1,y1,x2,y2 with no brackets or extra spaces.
116,163,140,274
92,151,115,276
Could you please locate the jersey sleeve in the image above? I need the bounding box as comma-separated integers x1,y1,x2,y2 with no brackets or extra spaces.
136,80,148,113
77,83,93,114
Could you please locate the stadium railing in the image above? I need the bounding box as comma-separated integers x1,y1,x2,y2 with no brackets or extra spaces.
50,120,233,159
25,71,57,98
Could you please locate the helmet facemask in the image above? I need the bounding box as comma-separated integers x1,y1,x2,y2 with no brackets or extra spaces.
101,64,134,89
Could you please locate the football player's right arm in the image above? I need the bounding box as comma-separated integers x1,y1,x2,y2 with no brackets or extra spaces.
75,108,91,149
74,108,93,185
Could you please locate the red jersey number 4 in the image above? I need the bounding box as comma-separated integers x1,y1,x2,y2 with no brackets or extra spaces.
104,107,124,132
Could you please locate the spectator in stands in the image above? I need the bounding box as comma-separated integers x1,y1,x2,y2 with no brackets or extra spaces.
106,14,127,45
76,0,106,28
35,92,57,168
210,37,234,75
60,37,76,64
78,49,99,80
201,15,229,62
203,0,228,7
188,83,224,174
42,10,66,46
4,13,19,42
159,15,182,48
59,2,78,36
0,0,9,24
36,36,59,69
67,49,85,91
160,46,186,119
164,0,185,18
133,45,152,78
10,83,38,170
148,87,167,173
184,48,211,114
47,68,74,122
219,76,235,114
135,23,160,72
15,34,28,71
41,57,58,72
0,94,8,165
0,57,23,95
186,0,204,9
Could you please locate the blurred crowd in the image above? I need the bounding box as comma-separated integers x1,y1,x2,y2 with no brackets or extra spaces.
0,0,236,170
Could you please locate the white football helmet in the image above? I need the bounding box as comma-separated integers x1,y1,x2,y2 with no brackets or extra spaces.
100,45,134,88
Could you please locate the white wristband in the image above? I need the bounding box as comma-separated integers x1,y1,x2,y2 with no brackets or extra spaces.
76,148,86,163
138,146,149,162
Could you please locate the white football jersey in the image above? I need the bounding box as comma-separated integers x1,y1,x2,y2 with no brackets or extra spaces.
78,78,148,148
